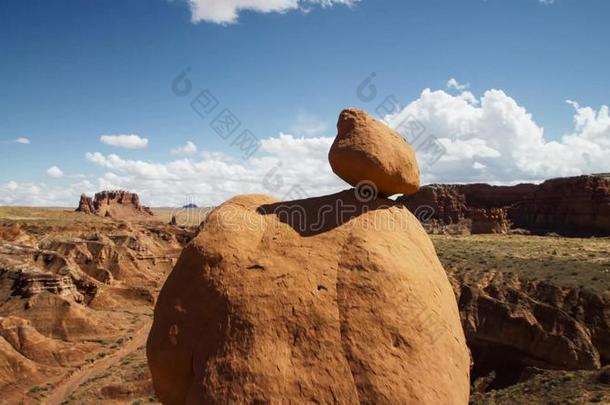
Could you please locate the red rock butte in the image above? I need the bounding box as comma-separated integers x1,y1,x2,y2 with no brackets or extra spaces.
76,190,154,219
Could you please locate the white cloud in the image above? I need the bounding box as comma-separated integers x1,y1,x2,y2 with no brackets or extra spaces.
384,88,610,184
171,141,198,156
1,137,31,145
447,78,470,92
0,180,96,207
100,134,149,149
82,133,339,207
187,0,358,24
46,166,64,178
4,86,609,207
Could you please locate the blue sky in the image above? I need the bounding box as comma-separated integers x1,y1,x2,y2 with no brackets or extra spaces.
1,0,609,206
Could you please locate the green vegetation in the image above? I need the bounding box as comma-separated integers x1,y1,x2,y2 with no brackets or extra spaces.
432,234,610,293
470,367,610,405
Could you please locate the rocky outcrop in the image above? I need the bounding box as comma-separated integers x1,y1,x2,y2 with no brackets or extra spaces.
76,190,154,219
77,194,95,214
399,184,467,224
329,108,420,197
510,175,610,236
399,176,610,236
458,183,538,210
460,285,599,375
148,109,470,405
523,282,610,364
9,270,84,303
0,316,97,367
398,183,535,225
470,208,510,234
453,272,610,390
0,224,26,243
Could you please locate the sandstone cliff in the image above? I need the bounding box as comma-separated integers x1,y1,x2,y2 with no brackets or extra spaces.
76,190,154,219
510,175,610,236
399,175,610,236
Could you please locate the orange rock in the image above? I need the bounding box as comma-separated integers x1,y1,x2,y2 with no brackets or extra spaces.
76,190,154,219
147,190,470,404
329,108,420,197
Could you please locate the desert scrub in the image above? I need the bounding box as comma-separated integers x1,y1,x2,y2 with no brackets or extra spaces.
431,234,610,293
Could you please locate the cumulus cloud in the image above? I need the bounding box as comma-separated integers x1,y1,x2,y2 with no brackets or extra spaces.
82,134,339,207
46,166,64,178
4,86,609,207
100,134,149,149
187,0,358,24
384,88,610,184
170,141,198,156
447,78,470,92
0,180,95,207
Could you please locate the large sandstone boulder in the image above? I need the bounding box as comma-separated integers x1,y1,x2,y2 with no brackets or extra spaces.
329,108,420,197
147,191,470,404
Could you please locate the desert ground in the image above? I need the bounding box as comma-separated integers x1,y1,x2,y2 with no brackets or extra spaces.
1,206,608,404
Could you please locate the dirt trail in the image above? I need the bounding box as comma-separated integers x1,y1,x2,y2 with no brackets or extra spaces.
45,320,152,405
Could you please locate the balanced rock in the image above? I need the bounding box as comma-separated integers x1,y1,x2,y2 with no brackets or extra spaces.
329,108,420,197
147,191,470,404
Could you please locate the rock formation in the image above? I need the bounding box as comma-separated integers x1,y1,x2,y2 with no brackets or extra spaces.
510,175,610,236
470,208,510,234
329,108,420,197
9,270,84,303
399,176,610,236
148,109,470,404
0,316,97,367
454,273,609,389
0,208,196,403
76,190,154,219
76,194,95,214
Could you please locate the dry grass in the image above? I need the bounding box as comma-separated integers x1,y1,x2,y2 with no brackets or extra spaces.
432,234,610,293
0,206,106,224
470,367,610,405
150,207,212,227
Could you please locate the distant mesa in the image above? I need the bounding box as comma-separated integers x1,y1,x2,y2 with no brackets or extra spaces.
399,175,610,236
76,190,154,219
182,203,198,209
